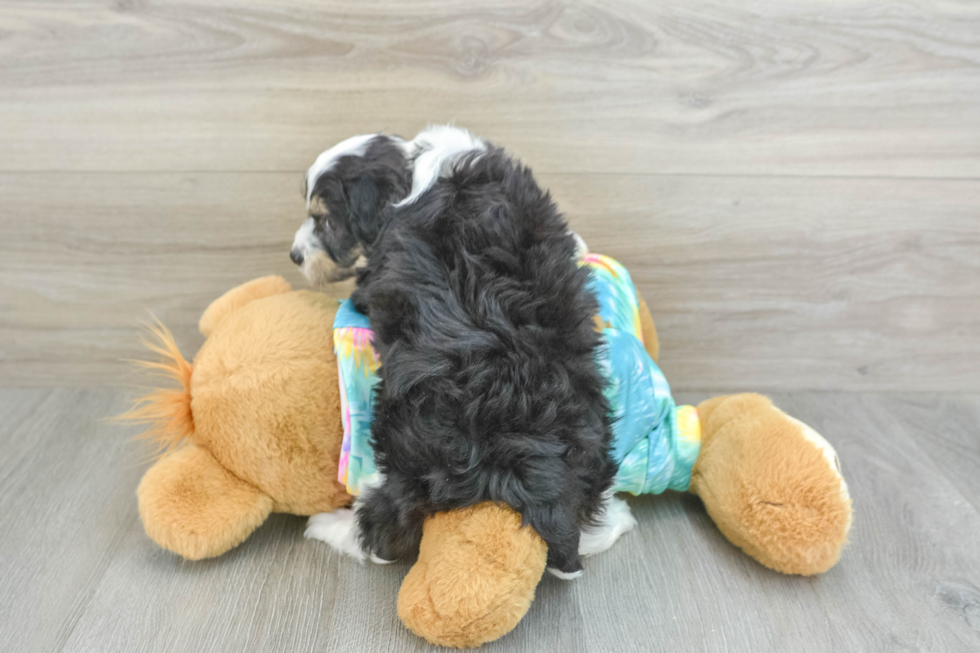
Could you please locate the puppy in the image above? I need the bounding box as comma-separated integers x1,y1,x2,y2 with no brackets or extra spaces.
294,126,625,577
291,133,414,286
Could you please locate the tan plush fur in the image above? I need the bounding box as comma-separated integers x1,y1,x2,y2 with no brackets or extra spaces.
118,321,195,457
122,277,350,559
690,394,852,575
198,275,293,337
138,444,274,560
398,503,548,649
189,289,350,516
122,275,851,647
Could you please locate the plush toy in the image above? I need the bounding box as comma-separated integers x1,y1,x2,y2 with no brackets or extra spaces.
121,276,351,560
121,256,852,649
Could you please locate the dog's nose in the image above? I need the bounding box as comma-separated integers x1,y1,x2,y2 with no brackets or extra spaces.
290,249,304,265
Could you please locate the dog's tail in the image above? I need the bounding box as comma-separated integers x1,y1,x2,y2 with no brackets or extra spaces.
115,320,195,457
396,124,486,207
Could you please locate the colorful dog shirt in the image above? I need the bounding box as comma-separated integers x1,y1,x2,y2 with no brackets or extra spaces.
333,254,701,497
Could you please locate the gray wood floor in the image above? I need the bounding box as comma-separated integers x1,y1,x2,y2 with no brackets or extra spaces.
1,389,979,652
2,0,979,651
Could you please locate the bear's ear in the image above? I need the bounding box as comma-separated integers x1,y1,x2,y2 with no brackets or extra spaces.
199,276,292,337
138,444,273,560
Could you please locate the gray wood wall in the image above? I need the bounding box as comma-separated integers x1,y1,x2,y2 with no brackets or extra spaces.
2,0,978,392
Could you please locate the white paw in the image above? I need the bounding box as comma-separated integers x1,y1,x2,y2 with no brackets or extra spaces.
579,495,637,557
305,509,366,562
547,568,584,580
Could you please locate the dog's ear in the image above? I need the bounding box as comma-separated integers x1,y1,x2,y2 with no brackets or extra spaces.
348,177,383,246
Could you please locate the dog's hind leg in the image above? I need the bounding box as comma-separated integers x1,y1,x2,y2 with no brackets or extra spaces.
355,478,427,563
523,501,584,579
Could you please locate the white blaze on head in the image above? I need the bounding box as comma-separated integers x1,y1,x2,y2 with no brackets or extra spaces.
305,133,379,208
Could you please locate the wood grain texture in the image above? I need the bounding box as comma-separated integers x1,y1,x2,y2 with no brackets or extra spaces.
1,1,978,177
1,0,979,390
866,394,980,515
0,390,144,653
2,389,979,652
2,172,978,390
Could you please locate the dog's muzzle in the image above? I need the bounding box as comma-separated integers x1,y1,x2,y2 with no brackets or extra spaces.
291,217,319,266
290,217,358,286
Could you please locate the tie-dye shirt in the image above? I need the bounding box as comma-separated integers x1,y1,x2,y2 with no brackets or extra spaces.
333,254,701,497
333,300,382,495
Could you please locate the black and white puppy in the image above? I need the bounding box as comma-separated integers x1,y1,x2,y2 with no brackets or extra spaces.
296,126,635,577
291,133,414,285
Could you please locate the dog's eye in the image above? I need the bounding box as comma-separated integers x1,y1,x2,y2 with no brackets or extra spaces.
309,195,329,218
310,213,330,231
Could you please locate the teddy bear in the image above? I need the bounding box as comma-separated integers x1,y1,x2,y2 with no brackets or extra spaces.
121,255,852,648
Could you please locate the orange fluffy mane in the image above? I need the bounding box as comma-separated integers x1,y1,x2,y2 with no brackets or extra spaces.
116,321,195,456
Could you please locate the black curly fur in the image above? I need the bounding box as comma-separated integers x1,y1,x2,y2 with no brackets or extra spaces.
313,141,616,574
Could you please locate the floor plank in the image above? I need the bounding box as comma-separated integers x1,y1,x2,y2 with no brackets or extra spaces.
0,390,143,653
562,391,980,653
865,394,980,515
2,390,979,652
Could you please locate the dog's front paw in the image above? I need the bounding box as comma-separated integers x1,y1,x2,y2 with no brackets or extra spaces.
579,495,636,557
305,509,366,562
546,567,584,580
